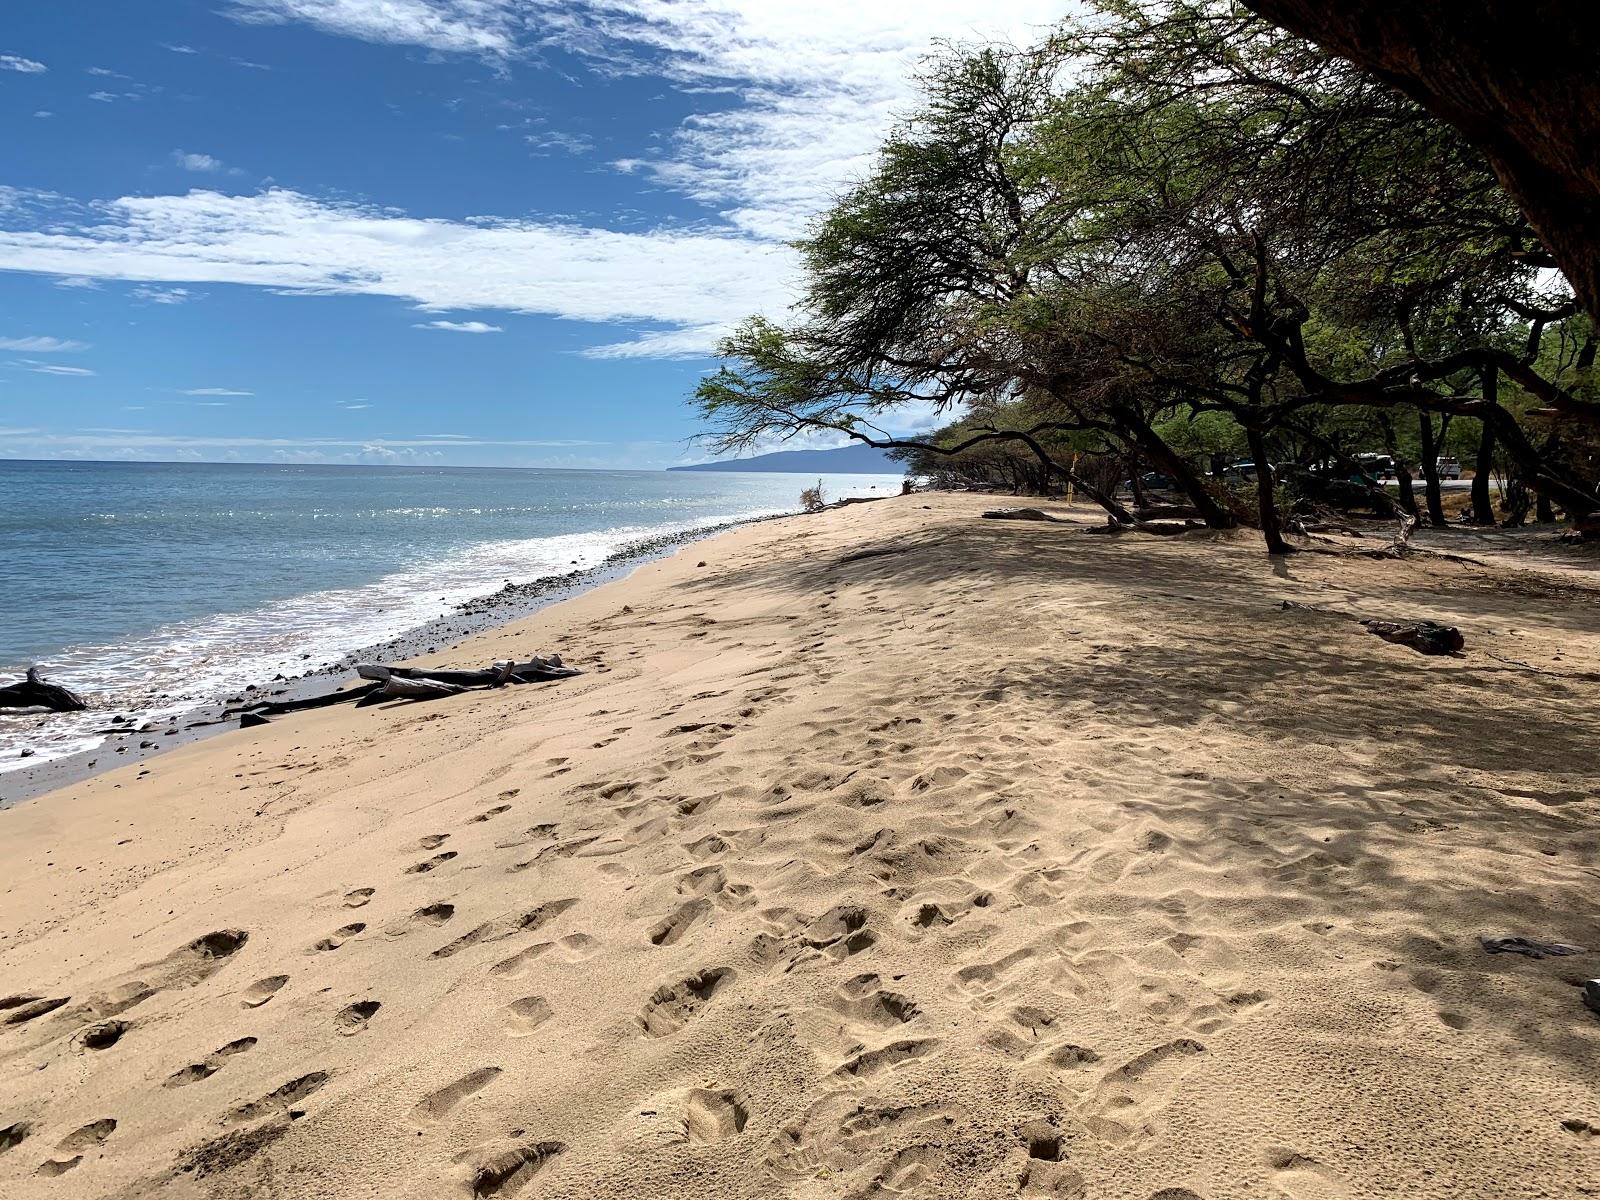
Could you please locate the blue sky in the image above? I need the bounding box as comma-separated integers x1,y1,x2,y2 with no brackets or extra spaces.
0,1,1061,468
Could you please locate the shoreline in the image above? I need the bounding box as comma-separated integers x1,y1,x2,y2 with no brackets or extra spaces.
0,511,786,810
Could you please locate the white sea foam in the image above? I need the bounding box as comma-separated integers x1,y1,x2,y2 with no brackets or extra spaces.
0,508,787,776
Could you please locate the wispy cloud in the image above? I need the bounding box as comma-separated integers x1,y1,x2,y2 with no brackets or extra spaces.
337,400,373,409
131,285,193,304
0,335,88,352
163,44,198,54
173,150,225,173
0,189,787,357
225,0,518,54
221,1,1059,240
181,387,253,396
1,2,1056,361
415,319,502,334
0,54,47,74
55,276,101,290
18,361,96,377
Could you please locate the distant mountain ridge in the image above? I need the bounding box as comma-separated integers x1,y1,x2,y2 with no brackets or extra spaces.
669,443,903,474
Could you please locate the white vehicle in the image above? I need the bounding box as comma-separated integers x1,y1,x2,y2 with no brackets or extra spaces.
1434,456,1462,480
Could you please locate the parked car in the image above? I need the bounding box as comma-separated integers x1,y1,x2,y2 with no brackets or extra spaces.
1434,456,1462,480
1354,452,1395,479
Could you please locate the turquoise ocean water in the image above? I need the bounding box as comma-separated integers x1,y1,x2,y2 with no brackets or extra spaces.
0,460,901,771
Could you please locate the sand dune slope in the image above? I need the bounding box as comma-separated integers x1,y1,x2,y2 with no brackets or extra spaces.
2,494,1598,1200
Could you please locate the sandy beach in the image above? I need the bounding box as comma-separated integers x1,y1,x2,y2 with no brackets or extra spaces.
2,492,1598,1200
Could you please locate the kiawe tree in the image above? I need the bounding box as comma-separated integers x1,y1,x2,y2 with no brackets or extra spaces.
696,0,1600,551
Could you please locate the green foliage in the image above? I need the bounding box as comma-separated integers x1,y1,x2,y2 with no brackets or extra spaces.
692,0,1600,536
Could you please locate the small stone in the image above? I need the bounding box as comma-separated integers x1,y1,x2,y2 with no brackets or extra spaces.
1585,979,1600,1016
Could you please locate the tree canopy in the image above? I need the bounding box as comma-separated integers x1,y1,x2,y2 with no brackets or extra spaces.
695,0,1600,552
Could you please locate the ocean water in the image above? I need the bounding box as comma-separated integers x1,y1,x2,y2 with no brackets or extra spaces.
0,460,902,773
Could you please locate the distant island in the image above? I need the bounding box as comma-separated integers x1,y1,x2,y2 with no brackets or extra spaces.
669,443,904,474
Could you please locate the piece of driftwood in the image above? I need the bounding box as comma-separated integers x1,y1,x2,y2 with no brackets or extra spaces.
377,676,464,701
226,680,383,718
231,654,580,726
1086,519,1206,537
0,667,87,713
357,654,577,687
1132,504,1204,521
1361,618,1465,655
981,507,1058,522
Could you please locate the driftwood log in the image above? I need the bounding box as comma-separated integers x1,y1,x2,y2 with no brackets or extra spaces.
228,654,580,726
982,507,1060,522
0,667,87,713
1360,618,1465,655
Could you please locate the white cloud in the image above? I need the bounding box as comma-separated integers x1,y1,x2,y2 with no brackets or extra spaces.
19,362,96,377
131,285,194,304
338,400,373,409
227,0,518,54
164,44,198,54
34,110,52,119
0,54,47,74
581,324,728,360
223,1,1062,240
0,189,791,355
181,387,253,396
0,336,88,352
415,319,502,333
88,91,117,102
55,276,101,289
173,150,225,172
2,3,1062,359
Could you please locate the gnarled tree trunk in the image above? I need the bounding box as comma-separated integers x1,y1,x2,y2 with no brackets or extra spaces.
1243,1,1600,318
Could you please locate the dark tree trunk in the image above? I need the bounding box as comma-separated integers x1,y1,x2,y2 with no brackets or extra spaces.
1246,426,1292,555
1416,412,1448,526
1376,413,1417,518
1117,409,1237,529
1470,372,1499,524
1536,487,1556,523
1242,1,1600,319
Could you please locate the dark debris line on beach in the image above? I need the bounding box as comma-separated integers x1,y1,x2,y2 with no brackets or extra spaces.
227,655,581,726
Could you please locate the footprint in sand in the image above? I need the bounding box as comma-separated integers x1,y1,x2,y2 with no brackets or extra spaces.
684,1089,749,1142
227,1072,331,1125
1264,1149,1351,1199
241,975,288,1008
1081,1039,1207,1145
638,967,736,1037
165,1037,257,1086
343,888,376,908
648,898,712,946
832,1037,941,1082
2,995,70,1027
462,1140,565,1197
504,996,552,1036
412,902,455,926
404,852,457,875
50,1119,116,1171
417,833,450,850
410,1066,501,1125
75,1019,128,1051
830,973,922,1030
334,1000,381,1035
469,804,513,823
1,1120,32,1153
310,923,366,952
